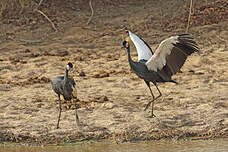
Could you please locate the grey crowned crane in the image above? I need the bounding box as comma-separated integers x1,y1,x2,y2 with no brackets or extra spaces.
122,31,199,117
51,62,79,129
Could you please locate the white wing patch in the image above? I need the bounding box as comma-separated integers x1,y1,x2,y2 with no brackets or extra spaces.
146,36,179,72
128,31,153,61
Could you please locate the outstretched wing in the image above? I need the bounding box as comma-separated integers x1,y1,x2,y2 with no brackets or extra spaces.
145,34,199,75
128,31,153,61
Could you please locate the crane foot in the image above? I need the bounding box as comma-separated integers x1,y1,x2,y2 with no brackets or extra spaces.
148,113,156,118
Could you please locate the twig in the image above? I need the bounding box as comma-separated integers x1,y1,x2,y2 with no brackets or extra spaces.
86,0,94,25
186,0,193,33
36,0,44,9
38,0,44,6
34,0,58,32
35,9,58,32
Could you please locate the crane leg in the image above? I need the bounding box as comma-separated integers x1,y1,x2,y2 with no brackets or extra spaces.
74,99,80,129
144,82,162,117
144,81,155,116
56,94,62,129
151,83,162,116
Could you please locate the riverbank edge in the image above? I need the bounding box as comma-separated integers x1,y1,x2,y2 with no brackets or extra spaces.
1,129,227,145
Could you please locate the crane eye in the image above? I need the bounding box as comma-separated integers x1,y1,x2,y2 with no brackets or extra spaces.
122,40,129,48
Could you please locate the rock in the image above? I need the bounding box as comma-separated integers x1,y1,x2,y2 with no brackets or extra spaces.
94,95,109,103
99,96,109,102
79,71,86,77
40,76,50,83
101,102,116,109
93,71,110,78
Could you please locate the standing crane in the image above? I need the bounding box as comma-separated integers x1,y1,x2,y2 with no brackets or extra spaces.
51,62,79,129
122,31,199,117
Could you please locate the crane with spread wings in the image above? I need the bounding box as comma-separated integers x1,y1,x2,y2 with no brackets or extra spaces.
122,31,199,117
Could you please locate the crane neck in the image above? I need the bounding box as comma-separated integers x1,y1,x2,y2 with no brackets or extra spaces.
126,46,134,66
64,69,69,81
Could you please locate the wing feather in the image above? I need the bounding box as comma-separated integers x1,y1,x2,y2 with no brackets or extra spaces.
146,34,199,75
128,31,153,61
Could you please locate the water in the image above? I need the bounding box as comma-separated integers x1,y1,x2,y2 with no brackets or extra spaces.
1,139,228,152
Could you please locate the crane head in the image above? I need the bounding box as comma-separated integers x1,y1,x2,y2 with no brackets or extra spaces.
122,36,131,49
125,30,129,35
122,40,129,49
66,62,73,71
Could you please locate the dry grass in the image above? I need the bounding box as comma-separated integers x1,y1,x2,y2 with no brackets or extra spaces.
0,0,32,17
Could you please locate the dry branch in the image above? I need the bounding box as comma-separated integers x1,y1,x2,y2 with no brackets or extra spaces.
34,0,58,32
37,0,44,9
186,0,193,33
38,0,44,6
35,9,58,32
86,0,94,25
